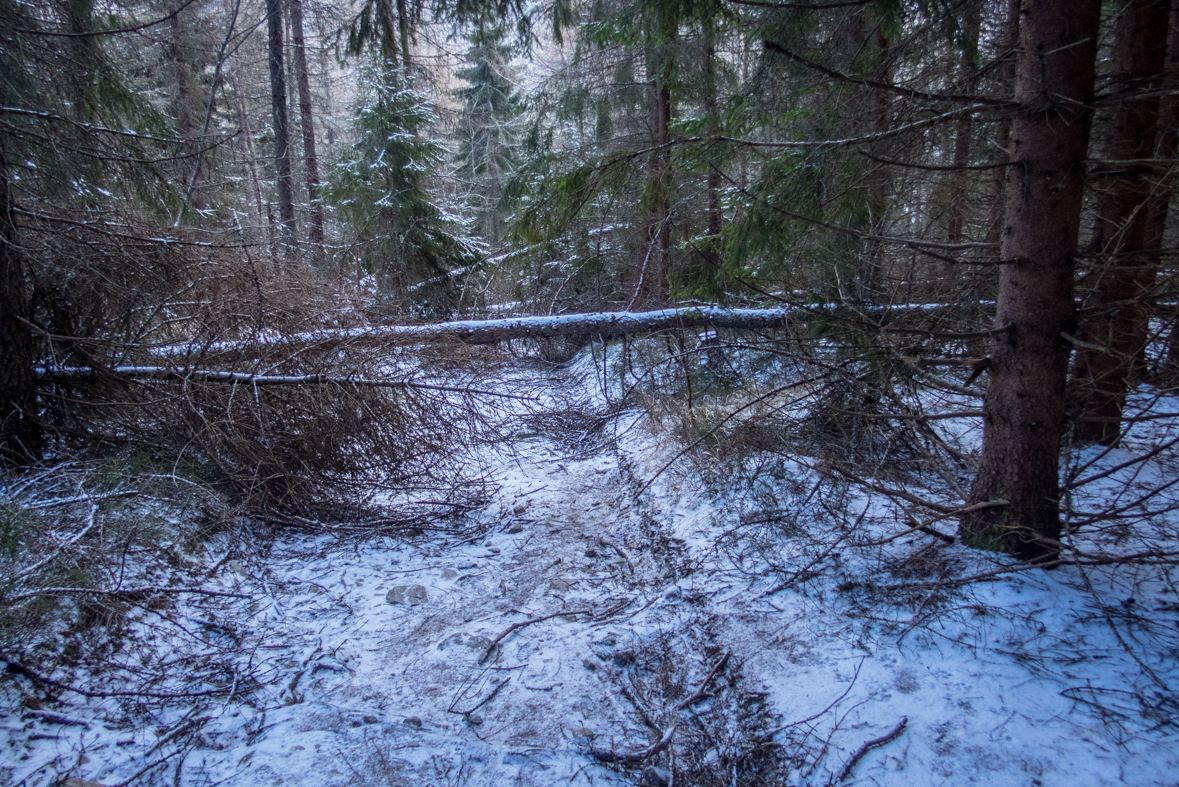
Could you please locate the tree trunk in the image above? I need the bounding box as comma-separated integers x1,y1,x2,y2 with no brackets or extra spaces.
859,25,892,305
0,147,41,464
1071,0,1169,445
396,0,412,73
170,2,205,214
705,22,721,241
1143,0,1179,375
635,9,674,307
288,0,325,267
266,0,296,259
946,2,982,245
984,0,1022,247
961,0,1101,563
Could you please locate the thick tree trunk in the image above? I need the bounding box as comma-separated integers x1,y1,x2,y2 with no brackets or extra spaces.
288,0,325,266
961,0,1101,563
151,307,801,356
1071,0,1169,445
266,0,296,258
0,147,40,464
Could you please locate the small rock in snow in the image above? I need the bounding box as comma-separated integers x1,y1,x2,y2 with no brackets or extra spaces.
488,547,501,554
403,716,422,728
582,659,598,671
386,585,428,606
440,568,459,579
571,728,595,740
466,713,484,726
363,715,379,724
584,548,598,558
507,524,524,534
513,503,527,515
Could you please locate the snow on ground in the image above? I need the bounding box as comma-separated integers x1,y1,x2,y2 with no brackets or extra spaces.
3,348,1178,786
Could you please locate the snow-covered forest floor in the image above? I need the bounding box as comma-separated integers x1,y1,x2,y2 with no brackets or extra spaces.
3,343,1179,786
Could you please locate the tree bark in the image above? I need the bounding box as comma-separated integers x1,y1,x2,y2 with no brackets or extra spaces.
1143,0,1179,374
705,23,721,242
961,0,1101,563
266,0,296,259
396,0,412,73
152,307,802,356
288,0,325,267
171,2,206,214
0,146,41,464
1071,0,1170,445
984,0,1022,247
859,25,892,305
946,2,982,245
636,8,674,306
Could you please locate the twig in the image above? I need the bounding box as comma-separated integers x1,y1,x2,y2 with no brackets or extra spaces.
590,723,676,765
677,651,732,710
836,717,908,782
449,677,512,716
479,609,592,664
13,502,98,583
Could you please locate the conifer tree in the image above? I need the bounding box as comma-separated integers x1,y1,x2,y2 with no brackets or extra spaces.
455,25,522,248
327,60,477,299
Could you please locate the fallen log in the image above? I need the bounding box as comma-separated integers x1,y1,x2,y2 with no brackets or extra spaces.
149,306,801,358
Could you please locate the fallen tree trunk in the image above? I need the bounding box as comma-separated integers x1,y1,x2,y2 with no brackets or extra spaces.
34,366,536,399
151,306,803,358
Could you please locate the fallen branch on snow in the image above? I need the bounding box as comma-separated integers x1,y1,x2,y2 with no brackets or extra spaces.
479,609,593,664
837,716,908,782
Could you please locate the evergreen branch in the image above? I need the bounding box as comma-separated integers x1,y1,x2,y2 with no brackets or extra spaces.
763,41,1014,107
0,0,202,38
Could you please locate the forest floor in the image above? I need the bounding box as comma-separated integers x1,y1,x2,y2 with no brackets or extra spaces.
3,347,1179,786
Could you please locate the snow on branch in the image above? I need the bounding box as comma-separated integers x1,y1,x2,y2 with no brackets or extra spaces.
149,306,801,358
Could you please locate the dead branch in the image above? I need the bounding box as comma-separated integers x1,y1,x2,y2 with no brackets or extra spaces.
479,609,593,664
677,650,732,710
836,717,908,782
590,723,677,765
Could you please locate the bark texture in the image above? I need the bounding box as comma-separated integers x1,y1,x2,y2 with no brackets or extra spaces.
0,147,40,464
288,0,324,265
635,9,674,306
1143,0,1179,374
984,0,1022,247
961,0,1101,562
945,1,981,245
266,0,296,255
1071,0,1170,445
